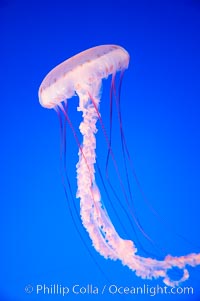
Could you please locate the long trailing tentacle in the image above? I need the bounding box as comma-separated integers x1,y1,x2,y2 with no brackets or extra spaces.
54,103,110,282
75,93,200,287
89,89,155,246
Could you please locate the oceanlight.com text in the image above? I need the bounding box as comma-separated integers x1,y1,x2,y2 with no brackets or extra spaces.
24,283,194,297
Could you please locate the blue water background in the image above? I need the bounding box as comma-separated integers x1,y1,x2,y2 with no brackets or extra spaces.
1,0,200,300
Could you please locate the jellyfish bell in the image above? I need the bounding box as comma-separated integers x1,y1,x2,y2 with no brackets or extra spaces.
38,45,129,109
38,44,200,286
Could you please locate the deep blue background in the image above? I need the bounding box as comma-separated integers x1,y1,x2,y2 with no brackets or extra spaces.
1,0,200,300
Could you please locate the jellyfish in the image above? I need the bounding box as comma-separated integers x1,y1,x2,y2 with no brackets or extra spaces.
38,45,200,286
